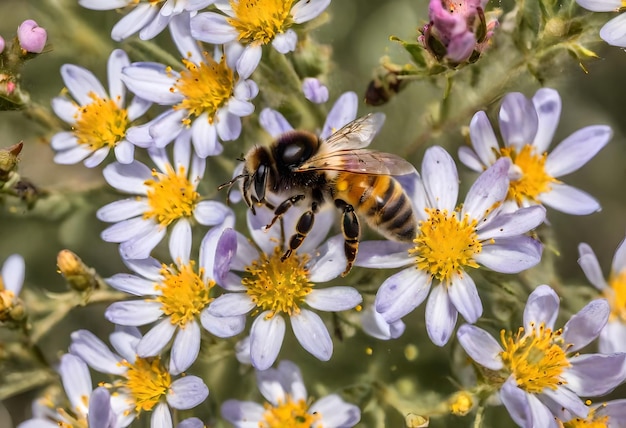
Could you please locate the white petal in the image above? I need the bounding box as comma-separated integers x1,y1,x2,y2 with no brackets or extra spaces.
250,313,285,370
291,309,333,361
111,4,158,41
54,145,93,164
208,293,255,317
167,376,209,409
576,0,621,11
531,88,561,154
600,13,626,47
477,205,546,240
69,330,125,375
599,321,626,353
169,219,192,264
221,399,265,425
425,284,458,346
59,354,92,415
107,49,130,103
458,145,485,172
51,98,79,124
468,110,499,167
2,254,25,295
79,0,129,10
321,92,358,139
99,217,153,243
456,324,503,370
306,234,346,282
310,394,361,427
354,240,413,268
475,236,542,273
545,125,611,177
523,284,559,331
498,92,538,150
150,403,172,428
102,160,152,194
97,199,149,222
292,0,331,23
61,64,107,106
216,110,243,141
422,146,459,211
236,44,263,79
119,226,167,259
539,183,600,215
83,147,109,168
121,62,180,104
105,300,163,326
540,387,587,419
51,131,78,151
448,273,482,323
272,29,297,53
200,310,246,338
260,108,294,137
136,319,176,357
375,267,431,323
306,287,362,312
191,118,219,157
170,320,201,374
114,140,135,164
190,12,238,44
562,299,609,352
106,273,156,295
462,157,510,220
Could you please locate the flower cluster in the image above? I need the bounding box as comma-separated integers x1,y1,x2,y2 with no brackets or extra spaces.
4,0,626,427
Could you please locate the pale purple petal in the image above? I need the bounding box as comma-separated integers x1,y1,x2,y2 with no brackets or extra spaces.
114,140,135,164
422,146,459,211
208,293,255,317
136,319,176,356
302,77,329,104
51,98,79,124
272,29,297,53
562,298,609,352
2,254,25,295
375,267,431,323
221,399,265,425
612,236,626,273
102,160,152,193
538,183,600,215
250,313,285,370
576,0,621,11
107,49,129,103
307,234,346,282
79,0,129,10
600,13,626,47
476,236,542,273
291,309,333,361
127,96,152,121
167,376,209,409
354,241,413,268
458,145,485,172
291,0,331,23
150,110,185,148
54,145,93,164
498,92,538,150
259,108,293,137
105,301,163,326
169,219,192,264
61,64,107,106
500,378,531,428
121,63,180,105
545,125,612,177
361,306,406,340
310,394,361,427
462,157,510,220
599,320,626,353
216,111,243,142
83,147,110,168
425,284,458,346
528,393,559,428
191,119,219,158
119,227,167,260
59,354,92,414
456,324,504,370
564,353,626,396
111,4,158,41
236,44,262,79
540,387,587,419
200,310,246,337
448,273,482,323
477,205,546,240
109,326,142,361
69,330,125,375
523,284,559,331
51,131,78,150
150,402,172,428
320,91,358,139
170,320,201,374
106,273,156,295
306,287,362,312
190,12,238,44
531,88,561,154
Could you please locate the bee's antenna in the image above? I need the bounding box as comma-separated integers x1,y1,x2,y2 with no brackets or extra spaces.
235,153,246,162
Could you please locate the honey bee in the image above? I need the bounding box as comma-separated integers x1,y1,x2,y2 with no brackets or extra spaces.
219,113,418,276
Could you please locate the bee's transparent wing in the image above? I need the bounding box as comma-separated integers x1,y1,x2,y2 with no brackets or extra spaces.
295,150,417,176
321,112,386,151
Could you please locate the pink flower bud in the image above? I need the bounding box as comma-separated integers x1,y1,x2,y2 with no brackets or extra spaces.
17,19,47,54
0,36,5,54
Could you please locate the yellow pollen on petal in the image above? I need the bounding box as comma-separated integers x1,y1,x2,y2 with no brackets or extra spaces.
228,0,295,45
121,357,171,414
143,165,199,228
172,54,234,126
561,403,609,428
500,145,558,205
243,246,312,318
260,394,320,428
409,208,482,285
155,261,214,327
605,269,626,322
499,323,571,394
72,92,130,151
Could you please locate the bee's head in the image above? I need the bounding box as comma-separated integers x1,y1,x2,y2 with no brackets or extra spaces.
218,146,273,214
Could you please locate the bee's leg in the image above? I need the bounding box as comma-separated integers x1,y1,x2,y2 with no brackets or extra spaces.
281,202,318,261
336,200,360,277
265,194,306,230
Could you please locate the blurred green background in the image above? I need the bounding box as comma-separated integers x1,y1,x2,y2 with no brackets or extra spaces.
1,0,625,427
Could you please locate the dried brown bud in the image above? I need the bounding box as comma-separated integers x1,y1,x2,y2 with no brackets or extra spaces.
0,141,22,182
57,250,99,292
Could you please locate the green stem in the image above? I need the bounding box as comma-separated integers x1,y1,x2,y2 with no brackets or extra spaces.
473,405,485,428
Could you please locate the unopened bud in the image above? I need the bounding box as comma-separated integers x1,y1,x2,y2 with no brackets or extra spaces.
0,289,25,323
448,390,474,416
405,413,429,427
0,142,22,182
57,250,98,292
17,19,47,54
364,67,408,106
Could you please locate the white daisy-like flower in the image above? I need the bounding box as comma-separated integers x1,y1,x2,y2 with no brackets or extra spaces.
78,1,215,41
104,221,246,375
0,253,25,324
69,327,209,427
208,204,361,370
97,135,231,260
557,399,626,427
190,0,331,78
457,285,626,428
356,146,545,346
458,88,612,215
578,235,626,353
18,354,123,428
122,14,258,158
50,49,151,168
222,360,361,427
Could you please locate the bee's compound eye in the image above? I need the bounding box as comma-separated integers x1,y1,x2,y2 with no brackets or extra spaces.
281,141,309,165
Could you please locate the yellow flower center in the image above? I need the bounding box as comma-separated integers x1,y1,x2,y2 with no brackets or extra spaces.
73,93,130,151
499,323,571,394
561,403,609,428
228,0,295,45
143,165,199,228
500,145,558,204
409,208,482,285
243,246,312,318
121,357,171,414
261,394,320,428
171,54,234,126
605,269,626,322
155,261,214,327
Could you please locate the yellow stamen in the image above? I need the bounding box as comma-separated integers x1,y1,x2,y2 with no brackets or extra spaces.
260,394,320,428
499,323,571,394
171,54,234,126
605,269,626,322
500,145,558,205
121,357,171,413
243,246,312,318
409,208,482,285
228,0,295,45
155,261,214,327
561,402,609,428
73,93,129,151
143,165,199,228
